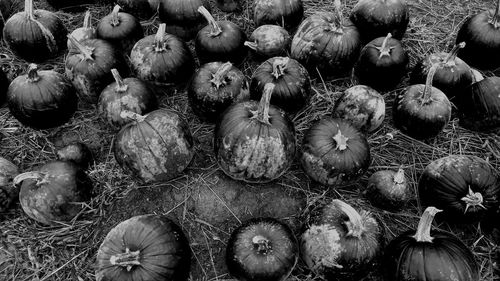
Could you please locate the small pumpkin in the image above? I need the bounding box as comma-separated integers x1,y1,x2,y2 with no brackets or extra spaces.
15,161,93,225
216,0,241,13
301,199,383,280
301,118,370,187
56,142,94,170
353,33,409,91
98,69,158,128
250,57,311,113
383,207,480,281
332,85,385,133
245,25,291,59
96,214,191,281
3,0,67,62
195,6,246,64
67,10,97,50
130,23,195,86
418,155,500,223
116,0,160,20
7,64,77,129
214,83,296,183
226,217,299,281
253,0,304,30
393,64,452,139
114,109,194,183
0,157,19,212
158,0,210,40
364,168,409,211
187,61,249,122
0,68,9,105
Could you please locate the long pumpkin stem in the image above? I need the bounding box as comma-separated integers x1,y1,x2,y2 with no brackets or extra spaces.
393,168,405,184
444,42,465,65
198,6,222,36
109,248,141,272
461,187,486,213
83,10,92,29
13,172,48,187
67,35,94,61
111,69,128,93
333,0,343,27
271,57,289,79
421,64,438,105
252,235,272,255
27,64,40,83
331,199,365,238
25,0,34,21
244,41,258,51
332,129,349,151
110,5,121,27
120,111,147,123
377,33,393,59
210,62,233,89
155,24,167,52
254,83,275,125
490,0,500,28
412,207,442,242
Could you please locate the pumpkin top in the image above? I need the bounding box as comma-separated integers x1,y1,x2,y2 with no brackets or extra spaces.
210,62,233,89
110,68,128,92
271,57,289,79
489,0,500,28
109,5,122,27
252,83,275,125
198,6,222,37
419,64,439,103
82,9,92,29
154,23,168,52
26,64,40,83
412,206,442,242
375,33,393,58
23,0,35,20
67,35,94,61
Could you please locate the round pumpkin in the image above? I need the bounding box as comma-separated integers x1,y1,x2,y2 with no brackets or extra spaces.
253,0,304,30
114,109,195,183
364,168,409,211
16,161,93,225
384,207,480,281
67,10,97,50
187,61,249,122
418,155,500,223
0,157,19,212
226,217,298,281
3,0,67,62
96,214,191,281
7,64,77,129
158,0,210,40
116,0,160,19
301,118,370,187
245,25,291,59
56,142,94,170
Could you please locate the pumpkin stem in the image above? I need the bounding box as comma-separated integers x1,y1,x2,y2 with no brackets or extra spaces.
244,41,258,51
376,33,395,59
490,0,500,28
421,64,438,105
332,130,349,151
109,248,141,271
271,57,289,79
444,42,465,65
111,69,128,93
333,0,343,27
154,24,167,52
27,64,41,83
13,172,49,187
253,83,275,125
120,111,147,123
461,187,486,213
83,10,92,29
331,199,365,238
110,5,121,27
393,168,405,185
67,35,94,61
24,0,34,21
198,6,222,36
210,62,233,89
252,235,272,255
412,206,442,242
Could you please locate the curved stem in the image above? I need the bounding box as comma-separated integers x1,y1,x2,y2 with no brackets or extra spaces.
412,207,442,242
83,10,92,29
252,235,271,255
461,187,486,213
109,248,141,272
421,64,438,104
331,199,365,238
120,111,147,123
110,5,121,27
67,35,94,61
111,69,128,93
393,168,405,184
198,6,222,36
490,0,500,28
24,0,34,21
377,33,393,59
332,129,349,151
27,64,40,83
271,57,289,79
244,41,258,51
13,172,47,187
210,62,233,89
155,24,167,52
254,83,275,125
444,42,465,65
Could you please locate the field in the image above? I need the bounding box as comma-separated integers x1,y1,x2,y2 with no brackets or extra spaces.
1,0,500,280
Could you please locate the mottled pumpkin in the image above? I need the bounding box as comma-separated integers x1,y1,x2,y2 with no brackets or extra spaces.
245,25,291,59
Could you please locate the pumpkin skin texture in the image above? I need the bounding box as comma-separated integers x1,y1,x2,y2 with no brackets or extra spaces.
117,0,160,20
354,33,409,91
98,69,158,128
3,0,67,62
16,161,93,225
114,109,194,183
195,7,247,64
245,25,291,59
0,68,9,105
130,24,195,86
226,217,298,281
214,83,296,183
0,157,19,212
301,118,370,187
332,85,385,133
67,10,97,50
188,62,249,122
253,0,304,31
364,168,409,211
250,57,311,113
158,0,210,40
350,0,409,42
301,199,383,280
96,215,191,281
56,142,94,170
291,12,362,78
384,207,480,281
418,155,500,223
7,64,77,129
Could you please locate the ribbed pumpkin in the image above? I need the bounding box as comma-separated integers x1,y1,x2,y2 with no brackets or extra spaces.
158,0,210,40
253,0,304,30
245,25,291,59
67,10,97,50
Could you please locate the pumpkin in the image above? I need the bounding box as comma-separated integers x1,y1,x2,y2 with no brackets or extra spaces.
384,207,480,281
418,155,500,223
456,0,500,70
187,61,249,122
455,76,500,132
3,0,67,62
67,10,97,50
158,0,210,40
214,83,296,183
301,199,383,280
195,6,247,64
364,168,409,211
56,142,94,170
130,23,195,86
216,0,241,13
393,64,452,139
0,68,8,105
98,69,158,128
350,0,409,42
301,118,370,187
45,0,96,10
7,64,77,129
0,0,23,37
245,25,291,58
332,85,385,133
65,36,128,104
291,7,361,78
116,0,160,20
96,214,190,281
353,33,409,91
0,157,19,212
114,109,194,183
250,57,311,113
410,42,473,100
226,217,298,281
15,161,93,225
253,0,304,31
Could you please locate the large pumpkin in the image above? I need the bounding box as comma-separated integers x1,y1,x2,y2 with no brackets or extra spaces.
96,214,191,281
114,109,195,183
158,0,210,40
253,0,304,31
